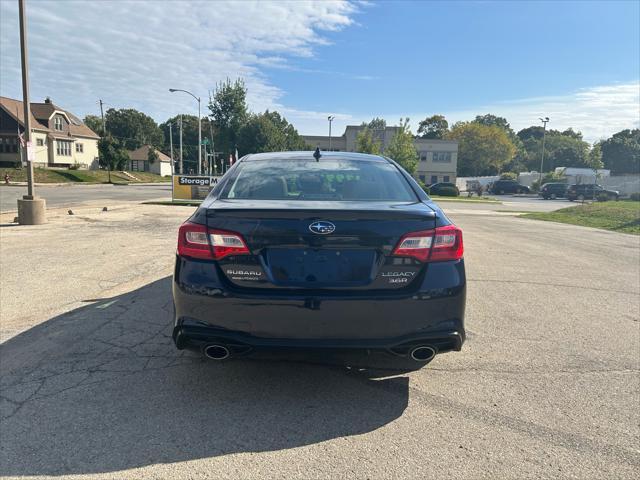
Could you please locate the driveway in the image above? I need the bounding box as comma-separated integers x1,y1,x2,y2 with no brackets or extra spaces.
1,202,638,479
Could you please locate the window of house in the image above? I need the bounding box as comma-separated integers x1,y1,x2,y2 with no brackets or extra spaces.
54,116,63,131
56,140,72,156
76,143,83,153
3,137,19,153
37,138,44,146
432,152,452,163
431,175,438,184
443,175,450,182
419,175,425,182
131,160,149,172
420,153,427,161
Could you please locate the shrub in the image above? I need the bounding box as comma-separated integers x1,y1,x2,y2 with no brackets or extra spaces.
629,192,640,201
596,193,610,202
436,186,460,197
69,163,81,170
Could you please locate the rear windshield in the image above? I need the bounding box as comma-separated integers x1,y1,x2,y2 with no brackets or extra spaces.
221,159,417,201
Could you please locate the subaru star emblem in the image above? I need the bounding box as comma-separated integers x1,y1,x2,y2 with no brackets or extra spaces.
309,221,336,235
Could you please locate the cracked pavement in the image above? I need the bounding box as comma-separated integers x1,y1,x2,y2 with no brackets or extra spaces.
0,201,639,479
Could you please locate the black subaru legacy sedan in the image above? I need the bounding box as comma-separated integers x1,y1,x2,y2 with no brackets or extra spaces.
172,151,466,368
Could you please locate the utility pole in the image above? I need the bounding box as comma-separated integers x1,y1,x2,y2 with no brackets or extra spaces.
17,0,45,224
179,115,183,174
328,115,335,151
203,141,207,176
197,99,201,175
99,99,111,183
169,121,174,175
209,123,215,175
538,117,549,188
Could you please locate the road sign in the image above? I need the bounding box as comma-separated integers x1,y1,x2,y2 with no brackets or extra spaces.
26,141,35,162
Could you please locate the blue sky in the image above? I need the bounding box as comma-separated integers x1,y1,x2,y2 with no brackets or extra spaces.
1,0,638,142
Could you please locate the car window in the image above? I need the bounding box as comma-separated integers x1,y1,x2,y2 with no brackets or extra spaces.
221,159,417,202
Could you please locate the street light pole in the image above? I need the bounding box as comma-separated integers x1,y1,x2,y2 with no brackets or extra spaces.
16,0,45,224
169,121,174,175
170,88,201,175
538,117,549,187
197,99,201,175
327,115,335,151
179,115,183,174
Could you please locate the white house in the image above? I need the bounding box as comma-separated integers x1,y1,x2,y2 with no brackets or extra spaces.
126,145,172,176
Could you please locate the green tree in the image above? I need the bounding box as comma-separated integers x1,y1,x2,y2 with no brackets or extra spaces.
600,129,640,174
473,114,511,131
475,114,526,173
237,110,306,154
367,117,387,131
209,78,249,155
518,129,591,172
417,114,448,139
159,115,213,166
561,128,583,140
355,128,382,154
517,126,546,142
446,122,516,176
103,108,163,150
588,142,604,170
147,146,159,164
385,118,418,174
83,115,103,135
98,135,129,171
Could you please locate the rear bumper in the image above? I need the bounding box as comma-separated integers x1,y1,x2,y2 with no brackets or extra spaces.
172,256,466,356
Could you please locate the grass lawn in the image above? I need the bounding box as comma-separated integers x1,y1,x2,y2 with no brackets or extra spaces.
521,201,640,234
429,195,500,203
0,167,171,184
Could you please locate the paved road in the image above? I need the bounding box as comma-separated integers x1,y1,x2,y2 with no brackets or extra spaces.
0,184,172,212
1,183,569,213
1,202,638,479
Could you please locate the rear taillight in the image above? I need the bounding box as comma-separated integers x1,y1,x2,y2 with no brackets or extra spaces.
392,225,463,262
177,222,250,260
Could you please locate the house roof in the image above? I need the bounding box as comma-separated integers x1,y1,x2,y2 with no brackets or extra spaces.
128,145,171,163
0,96,100,139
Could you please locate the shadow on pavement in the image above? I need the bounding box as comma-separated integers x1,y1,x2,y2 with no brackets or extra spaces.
0,277,409,476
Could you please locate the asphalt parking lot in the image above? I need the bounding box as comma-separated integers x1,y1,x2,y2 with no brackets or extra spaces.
0,200,638,479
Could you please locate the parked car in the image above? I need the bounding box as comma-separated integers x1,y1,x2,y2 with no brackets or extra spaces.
566,184,619,201
172,151,466,369
428,182,460,196
488,179,530,194
539,182,568,199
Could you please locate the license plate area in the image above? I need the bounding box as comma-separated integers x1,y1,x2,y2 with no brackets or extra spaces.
266,248,377,287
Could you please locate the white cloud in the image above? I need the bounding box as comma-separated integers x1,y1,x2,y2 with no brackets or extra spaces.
446,82,640,143
0,0,360,122
317,82,640,143
1,2,636,145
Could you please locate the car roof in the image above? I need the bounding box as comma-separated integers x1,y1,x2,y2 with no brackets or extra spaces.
241,151,389,163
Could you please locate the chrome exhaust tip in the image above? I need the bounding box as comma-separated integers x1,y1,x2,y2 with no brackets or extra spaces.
409,346,436,362
204,344,230,360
